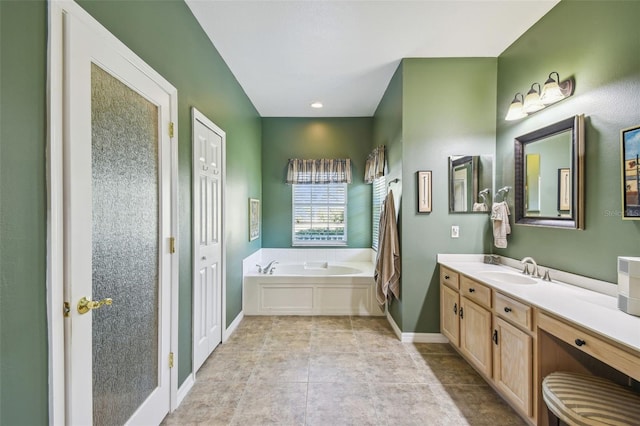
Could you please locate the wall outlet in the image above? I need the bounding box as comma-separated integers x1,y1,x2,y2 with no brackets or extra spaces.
451,225,460,238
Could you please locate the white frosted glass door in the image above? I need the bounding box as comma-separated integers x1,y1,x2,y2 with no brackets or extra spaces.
91,63,160,425
63,11,174,426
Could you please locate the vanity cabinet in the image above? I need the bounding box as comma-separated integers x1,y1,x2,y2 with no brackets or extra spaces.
439,264,536,424
460,295,493,377
459,276,493,377
440,266,460,345
493,292,534,418
440,271,493,377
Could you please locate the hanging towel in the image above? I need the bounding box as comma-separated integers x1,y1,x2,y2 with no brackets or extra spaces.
375,190,401,305
491,201,511,248
473,202,488,212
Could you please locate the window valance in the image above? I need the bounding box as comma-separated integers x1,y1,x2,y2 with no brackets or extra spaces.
286,158,352,184
364,145,385,184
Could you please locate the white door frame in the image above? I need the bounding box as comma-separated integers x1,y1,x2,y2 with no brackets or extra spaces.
47,1,179,423
192,108,227,374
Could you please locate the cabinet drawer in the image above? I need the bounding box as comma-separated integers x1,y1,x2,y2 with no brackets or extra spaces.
495,292,532,331
440,266,459,290
538,312,640,381
460,275,491,307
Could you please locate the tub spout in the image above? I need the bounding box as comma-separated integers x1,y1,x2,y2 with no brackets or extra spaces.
264,260,279,274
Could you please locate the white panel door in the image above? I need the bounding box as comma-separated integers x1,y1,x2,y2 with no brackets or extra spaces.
193,109,224,372
62,9,176,426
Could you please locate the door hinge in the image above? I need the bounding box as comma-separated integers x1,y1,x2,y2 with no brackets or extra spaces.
169,122,175,138
169,352,174,369
63,302,71,317
169,237,176,254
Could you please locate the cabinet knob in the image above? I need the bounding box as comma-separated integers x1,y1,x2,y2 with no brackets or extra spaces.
444,275,450,280
469,288,476,293
493,329,498,345
575,338,586,347
504,307,512,313
459,307,464,319
453,303,457,314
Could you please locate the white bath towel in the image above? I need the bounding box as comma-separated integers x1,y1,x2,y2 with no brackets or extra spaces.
375,191,400,305
491,201,511,248
473,202,488,212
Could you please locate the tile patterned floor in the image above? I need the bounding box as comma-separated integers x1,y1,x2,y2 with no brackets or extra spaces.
162,316,526,426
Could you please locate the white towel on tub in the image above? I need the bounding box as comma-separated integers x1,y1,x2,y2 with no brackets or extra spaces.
375,190,400,305
491,201,511,248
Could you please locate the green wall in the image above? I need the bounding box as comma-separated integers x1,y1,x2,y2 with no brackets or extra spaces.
0,1,261,423
75,0,262,386
401,58,497,333
0,2,49,425
261,118,373,248
373,58,497,333
372,63,404,327
495,0,640,282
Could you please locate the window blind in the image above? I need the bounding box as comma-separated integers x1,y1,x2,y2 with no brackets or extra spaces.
292,183,347,246
372,176,386,251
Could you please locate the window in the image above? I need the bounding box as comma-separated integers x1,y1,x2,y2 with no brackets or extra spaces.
372,176,386,251
292,183,347,246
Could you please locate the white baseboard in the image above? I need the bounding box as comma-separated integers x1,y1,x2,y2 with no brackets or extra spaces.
401,333,449,343
223,310,244,342
175,373,195,408
385,310,448,343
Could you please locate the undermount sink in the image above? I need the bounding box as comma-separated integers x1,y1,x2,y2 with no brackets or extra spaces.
478,270,538,285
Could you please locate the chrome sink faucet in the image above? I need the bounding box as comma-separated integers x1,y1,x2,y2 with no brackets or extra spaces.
521,257,540,278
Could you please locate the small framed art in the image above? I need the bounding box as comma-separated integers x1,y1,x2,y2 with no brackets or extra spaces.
249,198,260,240
417,170,432,213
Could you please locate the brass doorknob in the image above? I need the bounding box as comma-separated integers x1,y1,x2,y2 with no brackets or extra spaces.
77,296,113,315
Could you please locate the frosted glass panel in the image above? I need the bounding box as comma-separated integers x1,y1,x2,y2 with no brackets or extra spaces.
91,63,159,426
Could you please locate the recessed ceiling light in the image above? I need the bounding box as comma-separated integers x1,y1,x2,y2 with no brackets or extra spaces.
310,102,323,109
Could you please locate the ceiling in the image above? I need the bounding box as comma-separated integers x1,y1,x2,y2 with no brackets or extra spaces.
186,0,560,117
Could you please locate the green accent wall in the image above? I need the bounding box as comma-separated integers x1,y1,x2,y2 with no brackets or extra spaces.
374,58,497,333
0,2,49,425
372,63,404,327
495,0,640,282
0,1,261,423
75,0,262,387
261,118,372,248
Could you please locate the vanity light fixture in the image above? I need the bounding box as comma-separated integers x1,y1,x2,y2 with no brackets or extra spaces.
523,83,545,113
505,93,527,121
505,71,574,121
540,71,573,105
310,101,323,109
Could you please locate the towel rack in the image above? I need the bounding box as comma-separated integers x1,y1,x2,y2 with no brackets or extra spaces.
478,188,490,204
494,186,511,202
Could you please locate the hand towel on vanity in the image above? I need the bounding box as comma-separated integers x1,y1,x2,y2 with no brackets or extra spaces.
375,190,401,305
473,202,488,212
490,201,511,248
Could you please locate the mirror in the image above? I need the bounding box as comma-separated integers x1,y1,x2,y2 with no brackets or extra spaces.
514,114,584,229
449,155,493,213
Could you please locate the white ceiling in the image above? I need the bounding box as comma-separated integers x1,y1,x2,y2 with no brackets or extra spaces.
186,0,559,117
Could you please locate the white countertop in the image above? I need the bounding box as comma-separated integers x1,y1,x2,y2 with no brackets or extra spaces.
437,255,640,353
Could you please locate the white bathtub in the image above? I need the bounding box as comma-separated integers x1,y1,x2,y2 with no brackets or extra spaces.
243,261,384,316
272,262,362,276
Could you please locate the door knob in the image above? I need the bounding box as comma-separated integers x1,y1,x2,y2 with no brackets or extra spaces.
77,296,113,315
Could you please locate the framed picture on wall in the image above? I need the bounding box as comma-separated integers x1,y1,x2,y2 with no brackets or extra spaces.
417,170,432,213
249,198,260,240
621,125,640,220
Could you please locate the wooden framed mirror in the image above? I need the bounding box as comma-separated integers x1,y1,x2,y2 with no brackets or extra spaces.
448,155,493,213
514,114,585,229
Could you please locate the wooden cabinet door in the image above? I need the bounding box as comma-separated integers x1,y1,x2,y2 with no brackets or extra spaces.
441,284,460,346
493,317,532,416
460,297,492,377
